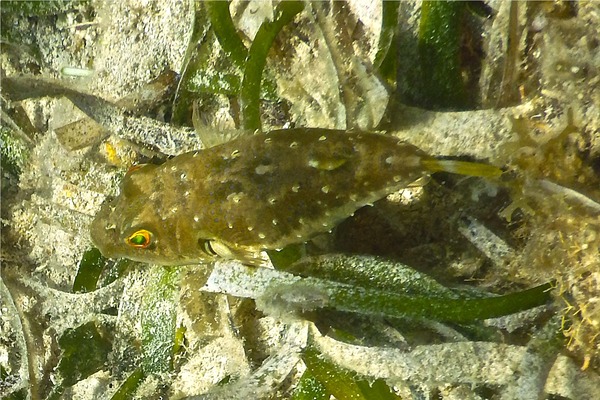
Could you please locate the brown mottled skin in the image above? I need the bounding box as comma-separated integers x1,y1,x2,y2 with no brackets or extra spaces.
90,128,433,266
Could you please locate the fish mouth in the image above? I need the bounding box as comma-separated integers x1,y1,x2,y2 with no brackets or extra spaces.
89,205,120,258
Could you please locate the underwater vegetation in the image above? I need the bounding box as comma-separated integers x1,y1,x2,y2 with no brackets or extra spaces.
1,1,600,399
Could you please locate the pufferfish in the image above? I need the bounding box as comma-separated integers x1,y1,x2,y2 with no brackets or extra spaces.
90,128,501,266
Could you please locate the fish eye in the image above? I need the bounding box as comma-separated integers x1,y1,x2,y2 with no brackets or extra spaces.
199,239,218,256
126,229,153,248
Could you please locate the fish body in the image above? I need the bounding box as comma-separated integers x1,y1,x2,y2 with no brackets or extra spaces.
90,129,440,265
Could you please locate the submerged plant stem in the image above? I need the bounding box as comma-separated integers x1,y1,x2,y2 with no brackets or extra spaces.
207,1,248,68
240,1,304,130
204,261,554,324
327,281,554,323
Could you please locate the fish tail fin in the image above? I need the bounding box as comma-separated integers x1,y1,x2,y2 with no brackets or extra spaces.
421,159,503,179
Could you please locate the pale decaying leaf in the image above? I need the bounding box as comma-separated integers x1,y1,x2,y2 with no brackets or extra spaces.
312,327,600,400
54,71,177,150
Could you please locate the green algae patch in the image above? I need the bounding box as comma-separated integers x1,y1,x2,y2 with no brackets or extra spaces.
300,346,400,400
140,266,180,375
267,243,305,271
418,1,468,108
73,250,134,293
50,320,113,399
72,248,106,293
109,367,144,400
397,0,485,110
288,254,455,297
291,370,328,400
0,127,31,180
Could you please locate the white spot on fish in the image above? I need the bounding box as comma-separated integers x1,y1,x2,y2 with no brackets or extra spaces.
227,193,243,203
247,226,254,231
255,164,273,175
289,141,298,148
170,166,178,172
228,222,233,228
180,173,187,180
231,149,241,159
184,191,190,197
349,194,358,201
321,185,330,194
292,184,300,192
194,216,200,222
258,233,266,239
393,176,402,182
171,207,178,213
385,156,394,164
318,135,327,141
272,219,278,225
298,218,305,225
268,197,277,204
264,138,272,144
193,151,199,157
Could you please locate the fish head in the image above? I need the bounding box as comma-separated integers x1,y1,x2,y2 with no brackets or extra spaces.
90,163,213,265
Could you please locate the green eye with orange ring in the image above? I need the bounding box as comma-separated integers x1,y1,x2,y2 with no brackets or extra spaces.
126,229,152,248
